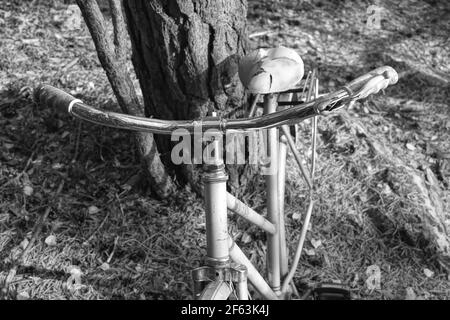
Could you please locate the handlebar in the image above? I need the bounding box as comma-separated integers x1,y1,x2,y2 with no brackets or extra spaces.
34,66,398,135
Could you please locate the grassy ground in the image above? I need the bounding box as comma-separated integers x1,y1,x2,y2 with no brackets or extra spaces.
0,0,449,299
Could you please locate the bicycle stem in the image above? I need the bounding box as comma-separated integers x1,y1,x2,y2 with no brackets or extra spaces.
203,138,230,267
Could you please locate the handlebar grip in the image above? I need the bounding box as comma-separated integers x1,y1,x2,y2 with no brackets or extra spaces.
34,84,82,113
346,66,398,100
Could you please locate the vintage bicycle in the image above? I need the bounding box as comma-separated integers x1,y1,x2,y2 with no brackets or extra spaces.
34,46,398,300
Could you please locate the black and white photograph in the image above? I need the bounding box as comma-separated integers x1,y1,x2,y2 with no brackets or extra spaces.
0,0,448,306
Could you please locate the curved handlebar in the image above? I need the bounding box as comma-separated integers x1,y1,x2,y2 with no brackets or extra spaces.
34,66,398,135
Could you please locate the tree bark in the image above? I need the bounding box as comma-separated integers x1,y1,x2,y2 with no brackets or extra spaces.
76,0,174,198
123,0,249,186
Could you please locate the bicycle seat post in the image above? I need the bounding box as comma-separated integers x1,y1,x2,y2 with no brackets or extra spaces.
262,94,281,294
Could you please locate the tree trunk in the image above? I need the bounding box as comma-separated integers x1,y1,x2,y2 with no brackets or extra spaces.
123,0,249,186
76,0,174,198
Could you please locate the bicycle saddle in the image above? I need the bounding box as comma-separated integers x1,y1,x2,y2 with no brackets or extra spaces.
238,46,304,94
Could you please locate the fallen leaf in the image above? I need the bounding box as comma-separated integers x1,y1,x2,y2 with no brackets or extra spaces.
365,265,381,290
400,100,426,112
99,262,110,271
16,291,30,300
292,211,301,220
3,143,14,149
44,235,57,246
304,248,315,256
87,81,95,90
406,143,416,151
311,239,322,249
135,264,144,273
68,266,82,276
241,232,252,244
52,163,64,170
423,268,434,278
62,5,82,31
380,183,392,195
196,222,206,229
23,185,33,196
88,206,100,214
21,38,40,45
405,287,416,300
66,266,83,290
19,238,29,250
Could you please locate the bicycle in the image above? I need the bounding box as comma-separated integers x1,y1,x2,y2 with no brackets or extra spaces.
34,46,398,300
